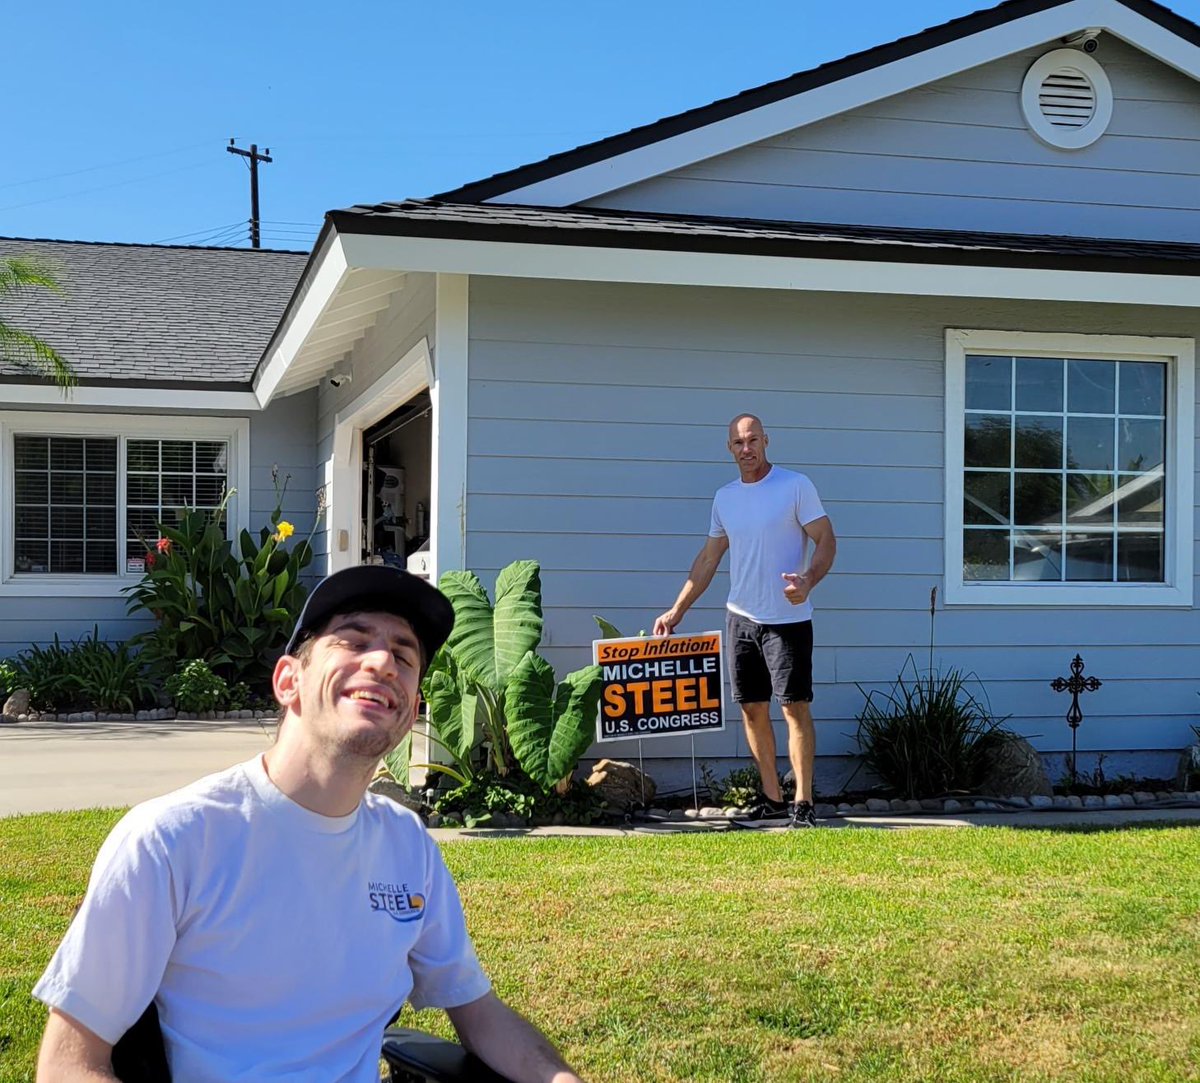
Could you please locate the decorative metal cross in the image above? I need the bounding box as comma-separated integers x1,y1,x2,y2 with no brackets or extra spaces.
1050,654,1102,779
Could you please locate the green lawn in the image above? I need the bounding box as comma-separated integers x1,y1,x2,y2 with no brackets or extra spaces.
2,812,1199,1083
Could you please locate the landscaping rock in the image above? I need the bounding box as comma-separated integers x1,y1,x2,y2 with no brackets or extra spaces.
3,688,31,719
1029,795,1054,809
943,799,963,812
667,809,687,821
684,808,701,820
1133,791,1156,804
584,759,656,811
889,798,908,812
975,731,1053,797
1083,795,1105,808
425,813,441,829
919,799,942,811
1175,741,1200,791
1103,794,1123,808
1118,794,1135,808
852,803,868,812
647,807,669,819
368,779,424,813
866,798,891,812
815,803,837,819
1006,795,1031,808
837,802,854,812
903,799,923,813
700,806,724,819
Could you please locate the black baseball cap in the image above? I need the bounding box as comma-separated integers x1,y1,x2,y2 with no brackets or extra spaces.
284,565,455,661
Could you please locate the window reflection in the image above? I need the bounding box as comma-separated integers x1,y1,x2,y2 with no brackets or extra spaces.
964,354,1166,584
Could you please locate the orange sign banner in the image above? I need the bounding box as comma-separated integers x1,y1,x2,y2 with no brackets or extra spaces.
593,632,725,742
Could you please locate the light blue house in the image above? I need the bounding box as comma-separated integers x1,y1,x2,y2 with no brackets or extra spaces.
6,0,1200,783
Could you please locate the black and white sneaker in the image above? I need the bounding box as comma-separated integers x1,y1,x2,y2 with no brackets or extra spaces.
788,801,818,828
742,797,789,821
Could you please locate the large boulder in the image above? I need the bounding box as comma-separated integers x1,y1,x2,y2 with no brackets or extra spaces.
2,688,30,721
975,731,1053,798
585,759,656,811
1175,740,1200,791
368,778,425,813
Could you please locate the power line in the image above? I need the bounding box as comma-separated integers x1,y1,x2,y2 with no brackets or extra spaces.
0,140,212,192
192,224,253,247
0,159,215,214
154,219,248,244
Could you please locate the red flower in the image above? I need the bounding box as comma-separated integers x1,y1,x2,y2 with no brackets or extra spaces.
144,551,156,569
156,537,172,555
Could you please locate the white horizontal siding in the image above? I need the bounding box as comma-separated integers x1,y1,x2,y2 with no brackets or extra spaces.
464,277,1200,761
586,38,1200,241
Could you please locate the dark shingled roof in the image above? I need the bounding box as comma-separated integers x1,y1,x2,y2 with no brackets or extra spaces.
328,199,1200,276
434,0,1200,204
0,238,308,387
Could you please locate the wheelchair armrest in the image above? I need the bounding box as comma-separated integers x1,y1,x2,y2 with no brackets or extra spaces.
111,1003,171,1083
382,1026,513,1083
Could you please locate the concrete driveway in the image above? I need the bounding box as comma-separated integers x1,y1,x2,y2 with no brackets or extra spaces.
0,717,273,817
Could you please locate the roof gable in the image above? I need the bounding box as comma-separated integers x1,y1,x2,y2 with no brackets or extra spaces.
436,0,1200,208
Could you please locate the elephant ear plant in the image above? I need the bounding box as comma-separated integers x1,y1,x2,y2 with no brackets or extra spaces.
420,560,603,794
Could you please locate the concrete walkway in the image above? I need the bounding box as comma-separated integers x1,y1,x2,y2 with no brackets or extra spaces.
3,718,1199,831
0,717,273,816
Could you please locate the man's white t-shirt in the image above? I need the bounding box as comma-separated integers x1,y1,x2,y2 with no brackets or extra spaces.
33,754,491,1083
709,465,827,625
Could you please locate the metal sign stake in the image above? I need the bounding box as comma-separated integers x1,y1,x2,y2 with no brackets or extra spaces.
690,733,699,812
638,739,646,809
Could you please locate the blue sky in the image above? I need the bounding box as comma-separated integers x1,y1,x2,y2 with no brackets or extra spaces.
8,0,1200,249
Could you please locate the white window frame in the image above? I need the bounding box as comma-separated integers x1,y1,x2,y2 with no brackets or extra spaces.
0,412,250,598
944,330,1194,607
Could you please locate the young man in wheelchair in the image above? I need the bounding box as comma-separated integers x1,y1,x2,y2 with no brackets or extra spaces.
34,566,584,1083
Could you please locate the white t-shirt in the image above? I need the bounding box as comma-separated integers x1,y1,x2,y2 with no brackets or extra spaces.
709,465,827,624
33,755,491,1083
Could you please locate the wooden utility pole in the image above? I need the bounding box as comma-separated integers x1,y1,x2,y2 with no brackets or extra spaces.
226,139,273,248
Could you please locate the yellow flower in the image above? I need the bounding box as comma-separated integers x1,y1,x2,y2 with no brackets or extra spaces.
273,520,295,543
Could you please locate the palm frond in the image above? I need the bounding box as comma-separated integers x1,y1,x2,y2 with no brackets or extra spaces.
0,257,63,298
0,325,77,389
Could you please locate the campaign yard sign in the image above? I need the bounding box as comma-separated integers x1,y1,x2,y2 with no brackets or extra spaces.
593,632,725,742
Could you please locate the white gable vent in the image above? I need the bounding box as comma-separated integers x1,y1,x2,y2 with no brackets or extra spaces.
1021,48,1113,149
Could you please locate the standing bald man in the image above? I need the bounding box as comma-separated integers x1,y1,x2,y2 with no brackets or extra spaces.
654,415,836,827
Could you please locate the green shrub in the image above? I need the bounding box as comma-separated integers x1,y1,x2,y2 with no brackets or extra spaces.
434,772,606,827
855,656,1009,799
14,629,155,713
124,478,320,692
0,659,17,698
166,660,229,714
703,764,781,808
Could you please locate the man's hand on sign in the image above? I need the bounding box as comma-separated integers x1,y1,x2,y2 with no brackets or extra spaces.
652,610,680,636
782,572,811,605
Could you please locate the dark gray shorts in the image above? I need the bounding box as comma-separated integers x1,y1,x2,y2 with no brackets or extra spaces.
726,611,813,705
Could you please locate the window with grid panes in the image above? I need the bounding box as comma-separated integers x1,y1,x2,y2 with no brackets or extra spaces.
962,354,1165,584
125,440,227,570
13,436,118,574
11,435,228,576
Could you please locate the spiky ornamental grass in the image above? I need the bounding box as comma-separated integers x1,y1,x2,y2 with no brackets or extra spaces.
855,658,1009,799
